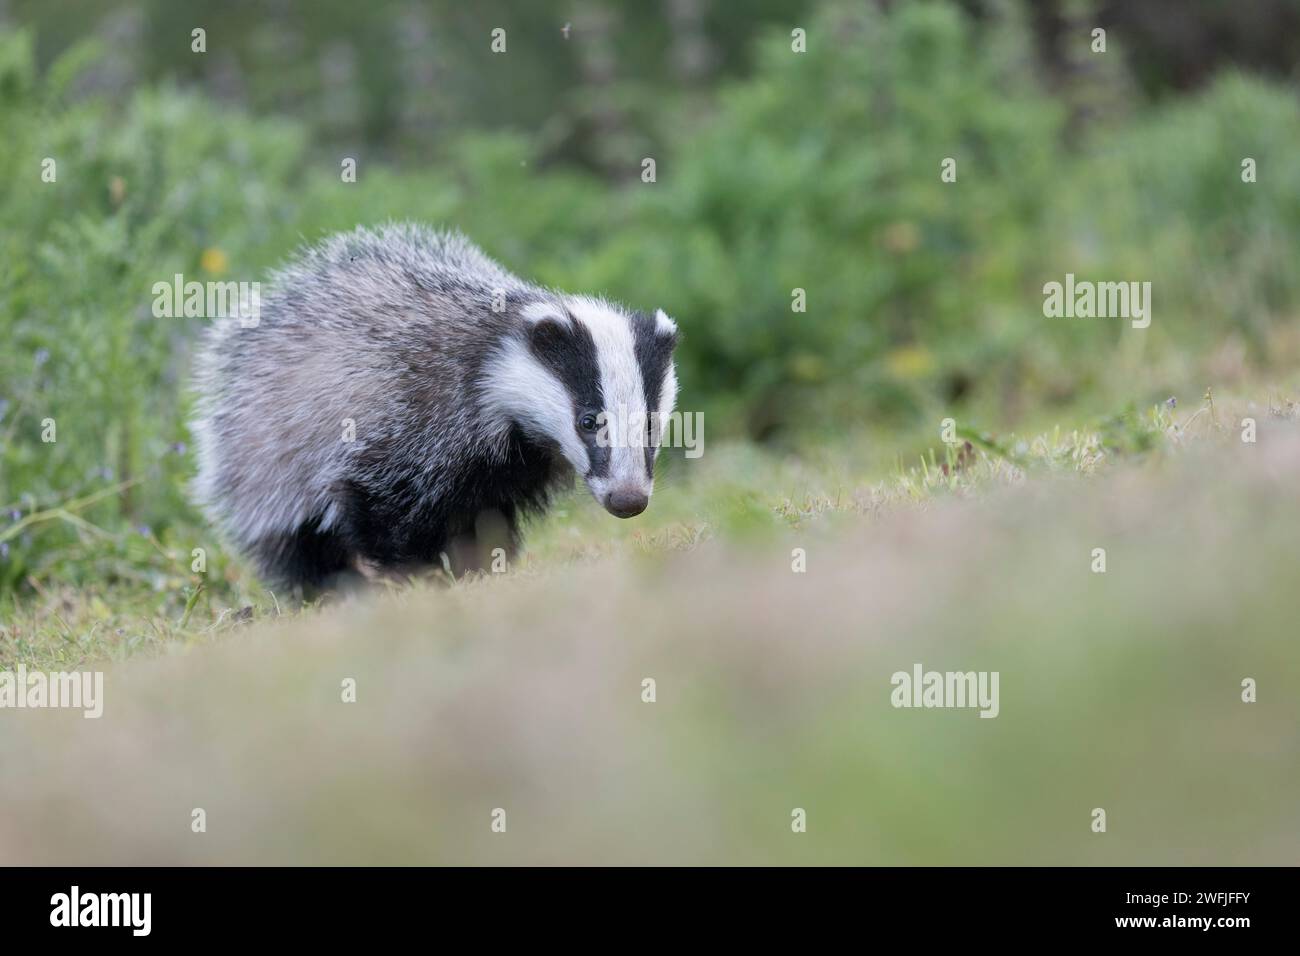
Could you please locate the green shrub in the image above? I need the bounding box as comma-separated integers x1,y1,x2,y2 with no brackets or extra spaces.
1061,72,1300,361
0,30,305,588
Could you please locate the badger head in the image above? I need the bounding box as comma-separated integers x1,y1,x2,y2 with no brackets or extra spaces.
485,295,679,518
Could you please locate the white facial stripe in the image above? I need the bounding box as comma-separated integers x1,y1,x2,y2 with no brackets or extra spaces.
655,311,679,447
564,295,650,489
481,336,590,473
658,363,679,439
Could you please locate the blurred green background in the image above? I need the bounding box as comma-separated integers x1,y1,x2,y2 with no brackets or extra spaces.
2,0,1299,593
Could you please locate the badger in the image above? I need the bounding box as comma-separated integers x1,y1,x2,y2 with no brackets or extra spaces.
191,223,679,591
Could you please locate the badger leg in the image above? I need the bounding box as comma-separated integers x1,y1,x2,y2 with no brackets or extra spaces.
250,517,357,599
324,482,526,583
439,508,519,578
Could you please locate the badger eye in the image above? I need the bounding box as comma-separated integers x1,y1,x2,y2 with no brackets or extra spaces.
579,413,600,433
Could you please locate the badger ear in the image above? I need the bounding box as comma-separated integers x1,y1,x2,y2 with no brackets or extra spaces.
520,301,573,352
654,309,679,348
521,301,569,326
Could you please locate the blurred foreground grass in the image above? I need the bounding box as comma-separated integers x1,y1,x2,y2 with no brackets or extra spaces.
1,392,1296,864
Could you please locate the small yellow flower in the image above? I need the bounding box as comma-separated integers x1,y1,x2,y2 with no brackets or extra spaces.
886,345,934,379
788,353,826,383
881,221,920,254
200,248,229,276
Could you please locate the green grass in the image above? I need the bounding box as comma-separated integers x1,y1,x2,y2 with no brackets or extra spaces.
1,387,1288,672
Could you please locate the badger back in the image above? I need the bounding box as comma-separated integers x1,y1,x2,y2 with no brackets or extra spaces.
189,224,533,547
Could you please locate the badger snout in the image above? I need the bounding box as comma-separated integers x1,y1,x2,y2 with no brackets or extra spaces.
603,487,649,519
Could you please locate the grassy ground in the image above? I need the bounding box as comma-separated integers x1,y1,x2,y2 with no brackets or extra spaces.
2,389,1297,864
0,389,1291,670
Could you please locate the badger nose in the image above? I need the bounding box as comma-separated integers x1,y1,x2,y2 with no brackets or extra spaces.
604,488,649,518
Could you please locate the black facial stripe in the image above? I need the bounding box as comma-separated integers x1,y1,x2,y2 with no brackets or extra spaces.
527,313,602,407
631,310,677,476
586,435,611,479
526,311,610,478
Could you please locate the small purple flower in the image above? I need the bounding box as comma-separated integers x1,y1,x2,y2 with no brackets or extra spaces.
136,524,152,537
34,349,50,367
171,441,187,455
98,467,114,481
0,542,8,560
8,510,19,522
1165,396,1177,409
